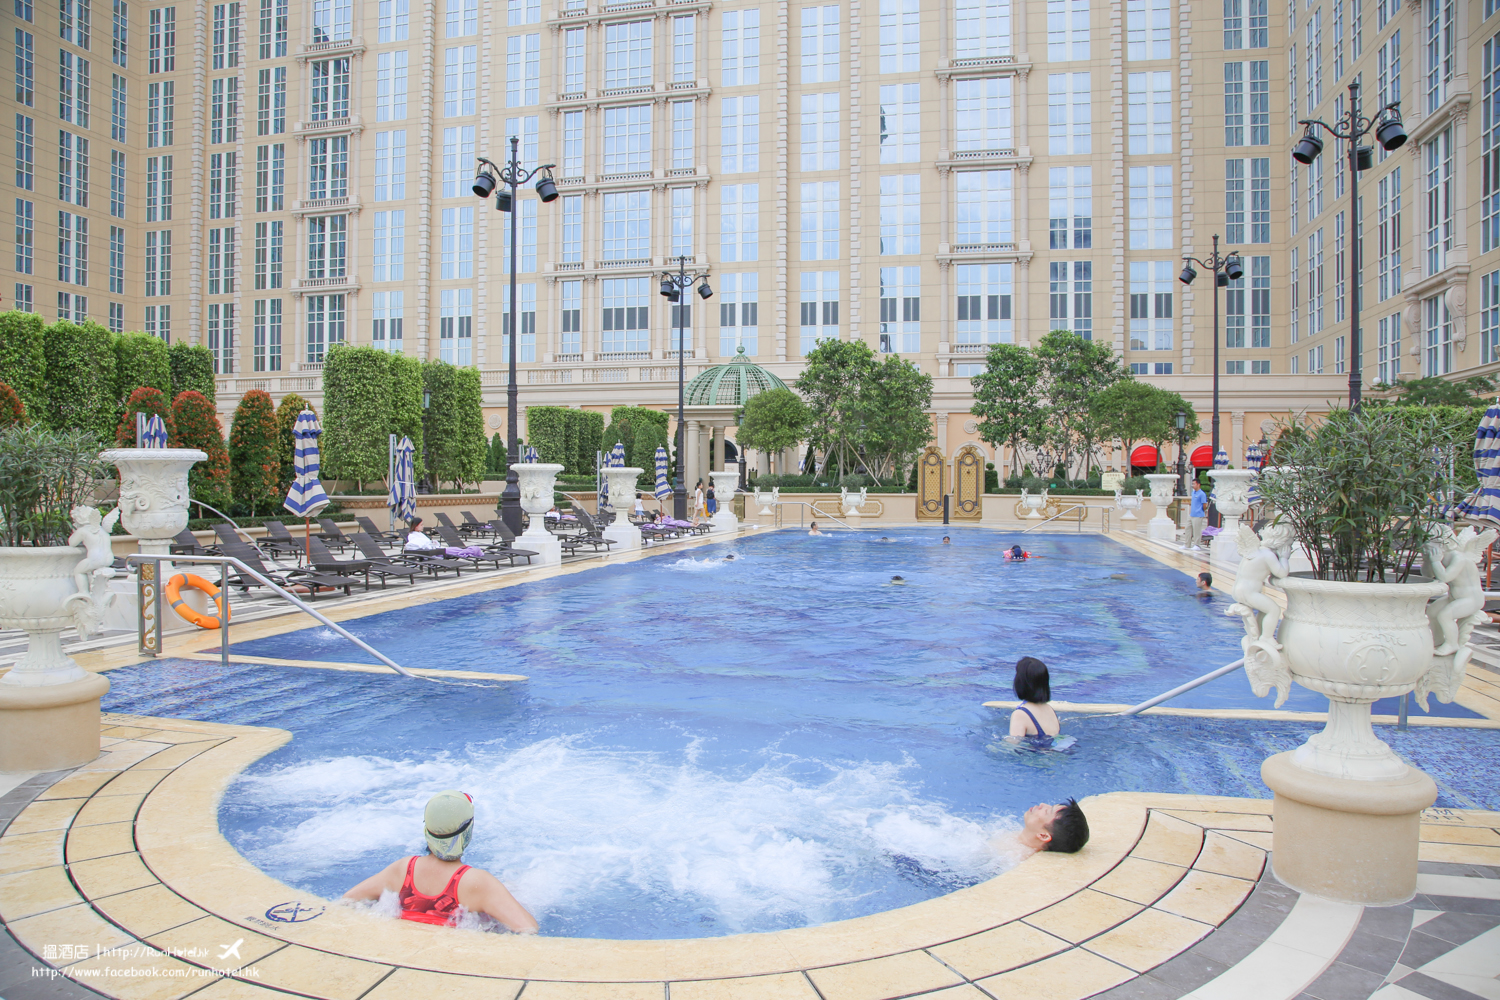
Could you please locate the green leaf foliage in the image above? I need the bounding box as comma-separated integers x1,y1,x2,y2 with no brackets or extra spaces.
113,332,171,406
422,361,486,490
795,338,877,480
274,393,312,494
171,390,232,512
41,319,117,442
969,343,1044,477
0,382,27,429
525,406,571,468
1033,330,1128,479
604,405,671,473
736,388,810,457
0,310,47,419
574,410,604,475
389,352,426,480
1376,375,1497,408
856,356,934,482
229,390,281,515
631,421,668,490
793,340,931,483
1088,379,1196,469
486,433,508,477
0,425,108,546
168,342,216,403
321,344,394,486
115,386,175,446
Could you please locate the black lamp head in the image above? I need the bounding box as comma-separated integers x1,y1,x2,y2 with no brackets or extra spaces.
496,190,513,213
697,281,713,299
535,172,558,202
1174,410,1186,430
1179,263,1197,285
1292,128,1323,164
1224,253,1245,281
1354,144,1374,171
1376,116,1408,151
659,279,681,302
472,170,497,199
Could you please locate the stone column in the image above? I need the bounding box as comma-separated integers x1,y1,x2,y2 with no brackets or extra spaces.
696,423,710,486
685,421,700,491
711,426,725,472
1231,411,1245,468
757,450,770,478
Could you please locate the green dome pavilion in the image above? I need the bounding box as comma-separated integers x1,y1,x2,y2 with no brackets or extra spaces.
682,347,789,406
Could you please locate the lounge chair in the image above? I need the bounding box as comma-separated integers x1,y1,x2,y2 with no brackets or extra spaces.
218,540,352,597
460,511,497,537
169,528,216,557
565,511,617,552
433,524,536,567
260,520,302,558
316,517,355,551
353,531,464,579
355,515,406,546
305,537,373,589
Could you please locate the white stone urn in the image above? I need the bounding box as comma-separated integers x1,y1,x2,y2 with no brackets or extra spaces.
1113,488,1144,521
752,486,779,515
512,462,565,566
600,467,644,552
1019,488,1047,519
1207,469,1256,566
840,485,868,518
1144,474,1179,541
710,470,741,532
101,448,207,556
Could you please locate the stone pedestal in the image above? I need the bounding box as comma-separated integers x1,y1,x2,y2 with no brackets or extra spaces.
0,673,109,771
1262,751,1436,905
710,471,740,532
1144,474,1178,541
1208,469,1256,567
512,462,565,566
601,467,645,553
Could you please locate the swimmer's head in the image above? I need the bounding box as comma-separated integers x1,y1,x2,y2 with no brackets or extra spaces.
1197,571,1212,590
1023,798,1090,853
890,575,905,583
942,536,951,544
724,554,736,561
423,790,474,861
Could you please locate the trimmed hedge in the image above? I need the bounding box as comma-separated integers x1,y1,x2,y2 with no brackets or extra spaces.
486,433,508,477
115,387,175,446
168,343,216,403
172,390,232,511
321,344,393,485
0,311,46,419
274,393,312,494
42,320,117,442
114,332,171,406
230,390,281,515
390,352,426,480
422,361,486,489
574,410,604,476
525,406,571,469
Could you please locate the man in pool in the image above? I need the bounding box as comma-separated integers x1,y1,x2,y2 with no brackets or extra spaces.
343,791,539,933
1000,799,1090,854
1197,571,1213,593
942,536,951,544
808,521,823,535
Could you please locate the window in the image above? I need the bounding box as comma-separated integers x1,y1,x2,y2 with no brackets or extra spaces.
309,58,350,121
878,266,920,353
955,0,1012,58
1048,166,1092,249
1481,270,1500,365
109,148,124,217
1250,255,1270,349
564,27,585,93
955,170,1013,246
1333,0,1345,79
879,0,920,73
671,186,693,257
604,104,652,174
1423,294,1451,375
954,77,1012,152
605,20,652,89
1251,359,1270,373
361,290,401,355
145,154,171,220
1378,314,1401,381
58,131,88,207
306,215,346,279
501,199,537,274
1306,8,1322,109
56,292,87,321
1290,245,1300,342
559,280,582,355
306,294,346,364
1307,227,1324,335
1224,61,1270,145
1129,362,1148,374
207,151,236,219
446,0,477,36
12,283,32,312
1425,0,1454,112
1484,34,1500,254
1249,0,1267,47
1334,210,1346,322
504,115,539,170
253,298,282,370
1047,0,1089,60
954,263,1013,344
206,303,234,373
144,303,169,340
721,96,759,172
444,45,476,115
1047,73,1091,154
879,174,920,255
1424,127,1453,275
799,272,839,354
1225,0,1243,48
602,190,649,261
671,101,694,171
717,184,760,262
1128,261,1174,350
441,126,474,198
877,83,920,163
1128,165,1173,249
59,51,91,128
377,51,407,121
508,0,539,25
722,10,760,85
307,136,347,200
1226,262,1248,347
440,206,473,280
144,230,169,295
505,34,538,107
311,0,350,42
1377,30,1400,110
672,14,695,82
801,5,840,83
13,198,32,274
601,278,649,354
14,30,33,108
108,300,122,332
1333,334,1345,374
379,0,408,41
253,220,282,288
561,194,581,262
259,0,287,58
61,0,91,49
57,211,87,285
254,144,284,211
501,283,536,362
717,273,758,355
374,131,406,201
800,181,840,260
799,93,840,170
255,67,285,136
14,0,29,20
438,289,471,364
556,109,583,178
14,114,32,190
1049,261,1093,339
212,2,240,68
1226,158,1270,243
1127,0,1170,59
210,77,239,144
1309,156,1324,219
1127,72,1171,153
110,73,125,140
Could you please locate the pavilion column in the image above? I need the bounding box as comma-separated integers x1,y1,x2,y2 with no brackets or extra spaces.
757,450,770,477
711,426,725,472
685,421,701,490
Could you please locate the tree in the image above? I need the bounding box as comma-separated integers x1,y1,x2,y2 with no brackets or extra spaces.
115,386,175,446
1034,330,1127,478
736,387,810,464
486,433,508,478
1380,375,1497,408
171,390,231,512
525,406,571,467
113,332,171,419
795,339,878,478
321,344,393,487
42,319,116,441
1146,391,1201,472
575,410,604,476
274,393,313,494
1090,379,1176,469
389,352,426,480
0,383,26,429
631,420,668,490
0,310,47,420
230,390,281,515
970,343,1044,477
422,361,486,490
168,343,216,403
856,356,934,484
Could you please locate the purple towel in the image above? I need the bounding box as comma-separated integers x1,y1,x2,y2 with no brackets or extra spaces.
446,546,484,557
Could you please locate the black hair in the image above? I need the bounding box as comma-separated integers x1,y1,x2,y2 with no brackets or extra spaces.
1198,572,1213,586
409,517,423,529
1013,656,1050,703
1045,798,1090,853
1011,544,1024,555
891,575,904,582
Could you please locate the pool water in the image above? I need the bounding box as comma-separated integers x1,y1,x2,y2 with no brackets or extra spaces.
100,529,1500,939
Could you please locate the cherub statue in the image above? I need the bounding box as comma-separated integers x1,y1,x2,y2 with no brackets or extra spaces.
1226,521,1298,707
1423,524,1498,655
65,505,120,640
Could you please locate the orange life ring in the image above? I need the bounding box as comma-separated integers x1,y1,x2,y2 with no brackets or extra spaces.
164,573,231,629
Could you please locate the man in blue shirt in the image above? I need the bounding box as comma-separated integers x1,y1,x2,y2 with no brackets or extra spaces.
1188,478,1208,550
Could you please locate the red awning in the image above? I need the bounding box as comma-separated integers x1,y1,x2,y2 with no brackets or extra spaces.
1129,445,1159,467
1190,445,1214,468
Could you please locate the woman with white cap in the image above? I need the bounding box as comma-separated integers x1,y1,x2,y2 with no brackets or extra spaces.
343,790,539,933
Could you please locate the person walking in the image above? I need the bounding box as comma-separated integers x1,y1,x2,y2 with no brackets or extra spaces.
694,479,706,519
706,482,717,515
1188,477,1208,551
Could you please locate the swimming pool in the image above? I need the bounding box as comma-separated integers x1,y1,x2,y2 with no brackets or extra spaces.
100,529,1500,939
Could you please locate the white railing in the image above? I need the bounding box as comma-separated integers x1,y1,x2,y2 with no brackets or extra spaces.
951,148,1016,159
598,350,651,361
952,344,988,354
951,242,1018,253
598,258,651,269
950,54,1015,67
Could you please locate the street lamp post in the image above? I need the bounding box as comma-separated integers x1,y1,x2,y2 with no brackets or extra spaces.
1179,234,1242,526
659,255,714,521
1291,80,1408,411
1175,409,1188,498
472,136,559,535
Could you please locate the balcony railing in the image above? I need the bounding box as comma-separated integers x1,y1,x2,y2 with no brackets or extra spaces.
598,351,651,362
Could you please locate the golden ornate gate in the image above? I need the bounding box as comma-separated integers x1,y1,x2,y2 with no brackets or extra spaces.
915,446,946,520
952,445,984,520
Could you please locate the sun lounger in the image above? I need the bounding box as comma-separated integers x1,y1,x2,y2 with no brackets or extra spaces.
218,540,352,597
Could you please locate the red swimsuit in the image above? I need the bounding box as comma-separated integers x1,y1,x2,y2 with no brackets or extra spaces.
398,857,471,925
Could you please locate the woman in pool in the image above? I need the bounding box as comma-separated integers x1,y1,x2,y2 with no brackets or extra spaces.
1006,656,1064,749
1004,544,1028,561
344,791,538,934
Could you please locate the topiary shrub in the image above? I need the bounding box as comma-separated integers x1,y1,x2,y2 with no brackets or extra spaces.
486,432,508,478
631,421,667,490
113,331,172,410
0,310,47,419
274,392,312,494
115,386,175,446
229,389,281,515
389,352,426,480
0,382,27,429
574,409,604,476
422,360,485,490
321,344,393,487
42,319,116,441
524,406,570,468
168,342,216,403
171,390,231,512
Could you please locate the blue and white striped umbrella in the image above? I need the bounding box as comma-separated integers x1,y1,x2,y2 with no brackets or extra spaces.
523,445,539,463
1214,448,1229,469
387,436,416,522
609,441,626,467
140,414,169,448
1245,441,1264,470
1454,402,1500,528
653,445,672,500
283,410,330,518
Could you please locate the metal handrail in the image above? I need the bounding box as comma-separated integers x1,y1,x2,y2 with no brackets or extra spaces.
773,501,857,531
1120,658,1246,715
1021,503,1114,533
127,554,415,678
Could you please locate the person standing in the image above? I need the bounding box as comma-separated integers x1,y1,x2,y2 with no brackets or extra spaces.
1188,478,1208,551
694,479,706,519
706,482,717,515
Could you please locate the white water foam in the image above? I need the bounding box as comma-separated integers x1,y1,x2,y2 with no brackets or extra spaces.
230,736,1020,933
665,556,738,572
